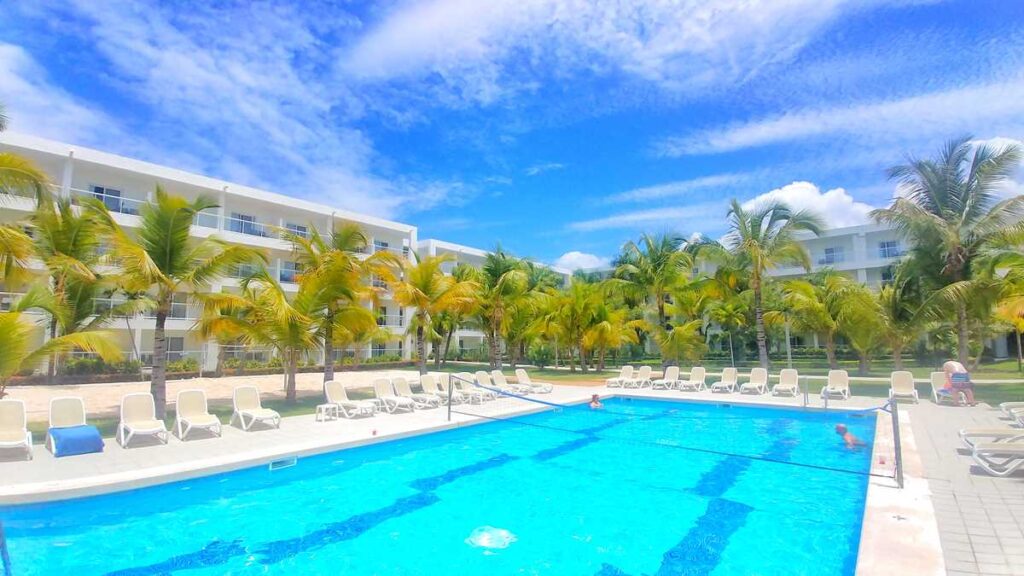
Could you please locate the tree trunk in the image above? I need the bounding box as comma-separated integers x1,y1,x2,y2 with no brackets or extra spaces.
214,343,226,378
1017,329,1022,374
323,307,335,382
285,349,298,403
857,354,868,376
152,303,169,419
599,348,606,371
554,339,559,369
956,302,969,366
892,342,904,371
578,338,588,374
753,278,769,369
441,326,455,368
824,332,838,370
728,331,735,367
488,331,502,370
47,317,58,384
416,323,427,375
970,322,984,372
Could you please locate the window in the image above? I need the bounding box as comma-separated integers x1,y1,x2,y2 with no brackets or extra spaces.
90,185,137,215
285,223,308,238
167,337,184,361
229,213,262,236
879,240,902,259
373,240,389,254
169,293,189,318
279,261,301,283
820,246,845,265
233,263,260,278
372,274,388,289
377,306,388,326
881,266,895,285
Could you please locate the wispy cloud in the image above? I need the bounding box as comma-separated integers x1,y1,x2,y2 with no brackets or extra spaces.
568,203,722,232
606,172,756,203
524,162,565,176
658,76,1024,156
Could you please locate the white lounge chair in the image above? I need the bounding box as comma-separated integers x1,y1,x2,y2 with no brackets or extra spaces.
999,401,1024,415
117,393,168,447
0,399,33,460
959,428,1024,449
46,397,104,456
175,389,222,440
889,371,919,403
678,367,706,391
740,367,769,395
930,371,963,405
454,373,493,402
231,386,281,430
324,380,377,418
394,376,441,409
372,378,415,413
514,369,553,393
422,373,462,404
606,366,633,388
624,365,652,389
710,367,738,393
490,370,532,395
772,369,800,396
438,374,475,404
972,442,1024,477
652,366,680,390
820,370,850,400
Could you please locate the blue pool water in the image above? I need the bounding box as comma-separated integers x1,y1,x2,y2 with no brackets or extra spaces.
1,398,876,575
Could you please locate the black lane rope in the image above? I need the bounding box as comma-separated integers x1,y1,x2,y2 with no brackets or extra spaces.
450,407,895,480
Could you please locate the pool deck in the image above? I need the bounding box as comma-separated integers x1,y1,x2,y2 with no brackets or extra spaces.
5,378,1021,574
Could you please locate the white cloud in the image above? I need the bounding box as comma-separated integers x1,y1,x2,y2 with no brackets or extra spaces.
342,0,870,103
607,172,755,203
524,162,565,176
568,203,722,232
660,77,1024,156
742,181,875,228
553,251,610,271
0,43,115,143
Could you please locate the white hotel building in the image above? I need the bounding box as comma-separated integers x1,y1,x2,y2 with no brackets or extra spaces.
2,133,1010,369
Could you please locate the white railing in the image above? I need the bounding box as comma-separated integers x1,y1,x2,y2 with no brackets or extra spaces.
194,211,220,229
370,347,404,358
91,296,129,316
69,187,145,216
816,253,846,265
372,244,409,258
220,345,274,362
0,291,24,311
225,215,277,238
377,314,405,327
142,301,195,320
139,350,204,365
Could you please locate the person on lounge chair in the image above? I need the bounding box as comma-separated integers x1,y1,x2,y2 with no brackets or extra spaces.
589,394,603,410
943,360,977,406
835,424,864,449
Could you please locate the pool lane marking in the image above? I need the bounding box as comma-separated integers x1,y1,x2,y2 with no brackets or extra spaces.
0,520,11,576
105,539,248,576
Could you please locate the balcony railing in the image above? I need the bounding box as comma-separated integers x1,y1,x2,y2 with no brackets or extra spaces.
0,292,24,311
225,216,277,238
194,211,219,229
70,187,145,216
372,245,409,258
220,345,274,362
370,347,404,358
143,301,194,320
139,350,203,366
377,314,404,327
817,254,846,265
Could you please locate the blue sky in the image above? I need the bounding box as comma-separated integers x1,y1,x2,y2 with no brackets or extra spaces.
2,0,1023,270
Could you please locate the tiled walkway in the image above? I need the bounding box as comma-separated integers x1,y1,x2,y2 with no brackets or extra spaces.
909,402,1024,575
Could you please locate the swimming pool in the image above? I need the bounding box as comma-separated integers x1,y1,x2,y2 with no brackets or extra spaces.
1,398,876,575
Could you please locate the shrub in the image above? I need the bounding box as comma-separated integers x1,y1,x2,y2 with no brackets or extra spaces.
167,357,199,373
527,343,552,369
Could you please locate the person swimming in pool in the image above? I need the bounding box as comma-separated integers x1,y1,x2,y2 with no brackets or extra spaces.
589,394,603,409
835,424,865,449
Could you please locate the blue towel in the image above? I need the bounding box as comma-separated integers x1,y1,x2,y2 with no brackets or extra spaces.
49,425,104,457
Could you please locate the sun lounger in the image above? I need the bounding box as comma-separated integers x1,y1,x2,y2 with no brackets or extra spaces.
972,442,1024,477
46,397,104,457
490,370,532,395
372,378,415,413
0,399,33,460
772,369,799,396
930,371,963,405
652,366,680,390
710,367,738,393
999,402,1024,415
740,367,769,395
820,370,850,400
394,376,441,408
117,393,168,448
514,369,553,393
678,367,706,391
959,428,1024,449
624,365,652,389
888,370,919,403
324,380,377,418
606,366,633,388
454,373,493,403
422,373,462,404
175,389,222,440
231,386,281,430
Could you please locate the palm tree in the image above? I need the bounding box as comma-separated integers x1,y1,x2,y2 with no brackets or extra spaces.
434,263,480,368
771,272,855,370
0,102,49,202
875,274,925,370
281,223,379,382
390,254,478,375
90,187,265,417
474,248,528,369
838,283,885,375
872,136,1023,364
710,199,823,368
554,280,601,372
584,303,643,370
0,288,121,398
707,299,747,367
613,233,692,332
335,322,392,369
